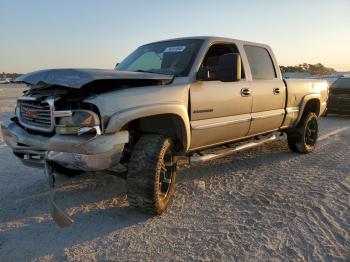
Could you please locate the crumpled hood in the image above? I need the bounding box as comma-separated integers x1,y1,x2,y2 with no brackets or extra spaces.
15,68,174,88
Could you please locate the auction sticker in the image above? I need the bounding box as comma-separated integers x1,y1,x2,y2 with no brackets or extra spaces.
164,46,186,52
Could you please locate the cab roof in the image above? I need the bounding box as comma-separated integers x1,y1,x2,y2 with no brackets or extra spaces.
145,36,270,49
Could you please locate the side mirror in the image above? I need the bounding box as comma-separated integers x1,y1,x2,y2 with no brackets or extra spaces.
217,53,241,82
114,63,120,70
196,66,210,81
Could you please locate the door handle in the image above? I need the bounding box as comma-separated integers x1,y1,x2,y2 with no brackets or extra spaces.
273,87,280,95
241,88,251,97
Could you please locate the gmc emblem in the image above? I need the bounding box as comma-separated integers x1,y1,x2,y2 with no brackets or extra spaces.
22,109,37,119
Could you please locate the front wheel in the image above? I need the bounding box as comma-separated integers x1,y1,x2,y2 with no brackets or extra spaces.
127,134,177,215
287,112,319,154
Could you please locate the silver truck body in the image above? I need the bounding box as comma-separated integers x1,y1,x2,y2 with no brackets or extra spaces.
1,36,328,171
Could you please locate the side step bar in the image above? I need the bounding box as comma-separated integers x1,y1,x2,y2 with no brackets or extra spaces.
190,135,277,163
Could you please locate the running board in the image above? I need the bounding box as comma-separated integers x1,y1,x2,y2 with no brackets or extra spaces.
190,135,277,163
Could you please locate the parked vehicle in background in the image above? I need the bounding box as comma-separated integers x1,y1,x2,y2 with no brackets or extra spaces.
0,78,10,84
1,36,329,227
327,76,350,115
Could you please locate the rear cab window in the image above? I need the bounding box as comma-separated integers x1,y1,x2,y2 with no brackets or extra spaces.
244,45,277,80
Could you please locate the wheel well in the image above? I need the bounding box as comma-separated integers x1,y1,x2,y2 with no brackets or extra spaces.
122,114,187,152
303,99,320,116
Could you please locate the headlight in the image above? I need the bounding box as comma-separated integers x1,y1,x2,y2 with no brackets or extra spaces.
55,110,101,135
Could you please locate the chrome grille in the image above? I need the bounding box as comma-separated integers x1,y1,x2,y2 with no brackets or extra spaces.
17,97,54,132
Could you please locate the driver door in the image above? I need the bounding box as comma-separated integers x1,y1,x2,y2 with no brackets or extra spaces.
189,43,252,150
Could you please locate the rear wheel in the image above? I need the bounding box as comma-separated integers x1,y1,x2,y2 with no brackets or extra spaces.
287,112,319,154
127,134,177,214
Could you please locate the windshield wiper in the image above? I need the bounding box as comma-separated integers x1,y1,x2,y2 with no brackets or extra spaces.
135,69,172,76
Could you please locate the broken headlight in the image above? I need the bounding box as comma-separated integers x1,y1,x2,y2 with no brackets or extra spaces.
55,110,101,135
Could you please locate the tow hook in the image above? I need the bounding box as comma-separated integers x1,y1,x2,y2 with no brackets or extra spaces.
44,156,74,228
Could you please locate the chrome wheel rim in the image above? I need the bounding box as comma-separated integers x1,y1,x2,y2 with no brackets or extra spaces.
305,118,318,145
159,149,174,200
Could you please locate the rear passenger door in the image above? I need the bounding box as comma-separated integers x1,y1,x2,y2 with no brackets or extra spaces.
244,45,286,135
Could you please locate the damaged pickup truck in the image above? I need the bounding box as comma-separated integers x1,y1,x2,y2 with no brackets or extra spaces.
1,37,328,226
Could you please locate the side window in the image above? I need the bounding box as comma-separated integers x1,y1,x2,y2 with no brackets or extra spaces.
244,46,276,80
201,44,245,80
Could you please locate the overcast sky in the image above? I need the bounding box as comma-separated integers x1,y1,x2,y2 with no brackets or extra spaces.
0,0,349,73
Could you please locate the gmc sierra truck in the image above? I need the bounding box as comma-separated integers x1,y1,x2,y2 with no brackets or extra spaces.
1,37,328,227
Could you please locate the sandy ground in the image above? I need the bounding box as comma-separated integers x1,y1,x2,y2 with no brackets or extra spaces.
0,85,350,261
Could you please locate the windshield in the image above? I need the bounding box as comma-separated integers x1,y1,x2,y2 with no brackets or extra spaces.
116,39,204,77
332,78,350,89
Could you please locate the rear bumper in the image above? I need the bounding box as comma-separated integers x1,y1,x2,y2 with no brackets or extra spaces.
1,119,128,170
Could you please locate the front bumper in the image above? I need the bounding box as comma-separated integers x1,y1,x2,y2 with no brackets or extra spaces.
1,119,129,228
1,119,128,171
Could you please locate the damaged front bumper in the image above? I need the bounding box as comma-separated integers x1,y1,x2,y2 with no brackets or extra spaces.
1,119,128,171
1,119,129,227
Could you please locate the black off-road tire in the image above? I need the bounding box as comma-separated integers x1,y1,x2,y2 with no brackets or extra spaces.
287,112,319,154
127,134,177,215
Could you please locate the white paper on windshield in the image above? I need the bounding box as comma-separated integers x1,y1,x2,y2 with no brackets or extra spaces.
164,46,186,53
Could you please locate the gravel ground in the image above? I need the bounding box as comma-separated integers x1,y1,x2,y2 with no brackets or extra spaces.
0,85,349,261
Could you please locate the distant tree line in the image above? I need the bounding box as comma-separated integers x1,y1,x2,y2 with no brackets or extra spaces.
1,72,22,79
280,63,336,75
1,64,338,79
